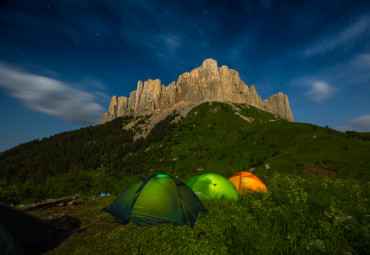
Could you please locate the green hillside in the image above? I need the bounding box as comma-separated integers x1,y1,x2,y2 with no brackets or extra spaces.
1,102,369,204
142,102,369,182
1,102,369,253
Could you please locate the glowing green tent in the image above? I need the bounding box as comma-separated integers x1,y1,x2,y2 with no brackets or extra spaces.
187,173,239,200
103,174,207,228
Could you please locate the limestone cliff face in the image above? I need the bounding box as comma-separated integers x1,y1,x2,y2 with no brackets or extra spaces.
100,59,294,124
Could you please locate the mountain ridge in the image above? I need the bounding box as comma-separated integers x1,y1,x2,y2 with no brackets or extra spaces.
100,59,294,124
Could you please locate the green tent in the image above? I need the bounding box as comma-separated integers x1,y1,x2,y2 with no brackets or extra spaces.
103,174,207,228
187,173,239,200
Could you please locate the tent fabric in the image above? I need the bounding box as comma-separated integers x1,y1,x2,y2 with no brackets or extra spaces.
187,173,239,200
0,204,59,254
0,223,24,255
229,171,267,193
103,174,207,228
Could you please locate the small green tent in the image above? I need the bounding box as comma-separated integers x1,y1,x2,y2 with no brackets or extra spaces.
103,174,207,228
187,173,239,200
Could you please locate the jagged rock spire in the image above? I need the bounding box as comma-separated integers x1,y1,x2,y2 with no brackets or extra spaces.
100,59,294,124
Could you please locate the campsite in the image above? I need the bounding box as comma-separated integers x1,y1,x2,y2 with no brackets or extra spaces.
0,1,369,253
1,102,369,254
12,170,370,254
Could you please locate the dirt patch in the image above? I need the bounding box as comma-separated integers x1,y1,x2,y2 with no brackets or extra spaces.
125,101,203,140
230,103,255,122
304,164,338,177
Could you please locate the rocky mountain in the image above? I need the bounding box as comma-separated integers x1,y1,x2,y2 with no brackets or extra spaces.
100,59,294,124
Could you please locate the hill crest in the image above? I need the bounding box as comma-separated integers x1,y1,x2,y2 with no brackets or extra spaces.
100,59,294,124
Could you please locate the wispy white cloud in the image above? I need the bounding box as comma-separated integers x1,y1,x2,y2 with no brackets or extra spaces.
117,0,218,67
161,34,182,58
226,34,253,63
339,115,370,132
313,53,370,87
0,63,105,125
292,52,369,103
306,81,337,103
305,16,370,56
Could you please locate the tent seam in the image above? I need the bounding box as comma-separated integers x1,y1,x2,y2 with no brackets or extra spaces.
127,174,157,218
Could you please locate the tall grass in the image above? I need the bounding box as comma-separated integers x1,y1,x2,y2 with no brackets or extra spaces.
38,172,369,254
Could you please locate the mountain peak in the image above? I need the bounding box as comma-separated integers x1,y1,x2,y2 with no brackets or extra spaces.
100,59,294,124
202,58,218,69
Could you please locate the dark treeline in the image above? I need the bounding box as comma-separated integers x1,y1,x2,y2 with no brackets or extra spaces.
0,111,179,204
0,116,134,184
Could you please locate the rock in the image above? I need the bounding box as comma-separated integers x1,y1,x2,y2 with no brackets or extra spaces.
100,59,294,124
263,92,294,122
264,164,270,169
67,200,76,206
71,228,86,234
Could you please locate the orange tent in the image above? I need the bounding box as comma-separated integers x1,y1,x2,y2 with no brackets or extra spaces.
229,171,267,193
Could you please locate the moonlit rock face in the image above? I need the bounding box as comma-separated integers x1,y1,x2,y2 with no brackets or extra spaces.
99,59,294,124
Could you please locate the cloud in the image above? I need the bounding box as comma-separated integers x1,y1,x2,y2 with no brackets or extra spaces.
116,0,219,66
291,52,369,103
339,115,370,132
305,16,370,56
0,63,105,125
306,81,337,103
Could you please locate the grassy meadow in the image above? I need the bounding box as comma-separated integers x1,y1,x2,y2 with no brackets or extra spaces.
1,102,370,253
30,171,369,254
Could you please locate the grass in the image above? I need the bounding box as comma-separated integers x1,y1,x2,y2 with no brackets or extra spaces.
3,101,370,253
2,102,369,204
29,172,370,254
129,102,370,181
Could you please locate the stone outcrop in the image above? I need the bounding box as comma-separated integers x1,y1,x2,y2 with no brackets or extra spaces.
100,59,294,124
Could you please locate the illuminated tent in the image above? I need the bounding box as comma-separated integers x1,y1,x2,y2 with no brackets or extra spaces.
187,173,239,200
103,174,207,228
229,171,267,193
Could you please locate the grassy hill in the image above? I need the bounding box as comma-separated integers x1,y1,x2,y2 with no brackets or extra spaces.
141,102,369,181
1,102,369,253
118,101,370,188
1,101,369,203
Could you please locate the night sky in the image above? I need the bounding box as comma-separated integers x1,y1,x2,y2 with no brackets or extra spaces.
0,0,369,152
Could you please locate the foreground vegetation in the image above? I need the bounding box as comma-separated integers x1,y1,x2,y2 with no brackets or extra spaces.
1,101,369,253
30,171,369,254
